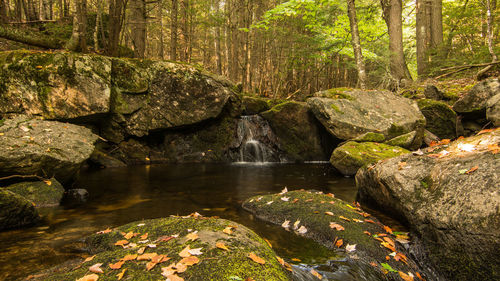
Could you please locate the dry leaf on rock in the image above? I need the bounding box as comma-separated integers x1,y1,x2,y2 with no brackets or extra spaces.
186,232,199,241
329,222,344,231
180,256,200,266
216,242,230,251
310,269,322,280
137,253,158,261
179,246,191,257
297,225,307,234
165,274,185,281
345,244,356,252
325,211,334,216
108,260,125,270
76,274,99,281
89,263,104,274
116,268,127,280
248,252,266,264
114,240,129,247
399,271,414,281
281,220,290,228
188,247,203,256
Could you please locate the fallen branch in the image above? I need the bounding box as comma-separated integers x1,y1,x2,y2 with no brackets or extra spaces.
436,61,500,80
0,174,48,182
8,20,57,25
0,24,64,49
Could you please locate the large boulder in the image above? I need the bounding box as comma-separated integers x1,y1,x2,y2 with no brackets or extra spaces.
417,99,457,140
3,178,64,207
260,101,334,162
0,116,98,183
307,89,425,146
356,129,500,280
33,216,292,281
452,78,500,114
486,94,500,126
110,59,235,137
242,95,270,115
0,189,39,230
0,50,111,120
330,141,409,176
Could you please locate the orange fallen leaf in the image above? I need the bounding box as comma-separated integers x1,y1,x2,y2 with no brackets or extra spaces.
477,129,494,135
395,252,408,263
186,232,199,241
416,272,424,280
137,247,146,254
465,166,478,174
96,228,112,234
109,260,125,270
123,232,134,240
339,216,351,222
146,261,158,271
291,258,302,262
277,256,285,266
89,263,104,274
310,269,323,279
383,225,393,234
121,254,138,262
137,253,158,261
329,222,345,231
398,162,407,170
152,254,170,264
165,274,184,281
383,237,395,248
179,246,191,258
114,240,129,247
140,233,148,240
157,235,175,243
488,144,500,154
180,256,200,266
76,274,99,281
385,256,390,260
83,255,96,263
363,231,371,236
370,262,377,267
292,198,299,203
399,271,414,281
216,242,230,251
326,193,334,198
223,226,233,235
248,252,265,264
116,268,127,280
264,239,272,248
381,242,396,252
357,212,371,217
335,239,343,248
305,199,313,202
365,219,376,224
325,211,334,216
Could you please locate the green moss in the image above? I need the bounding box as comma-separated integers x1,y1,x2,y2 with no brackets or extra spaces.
417,99,457,139
324,88,355,100
387,123,408,139
354,132,386,142
330,103,344,114
4,179,64,207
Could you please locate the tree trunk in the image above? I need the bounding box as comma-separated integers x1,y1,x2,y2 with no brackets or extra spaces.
65,0,87,52
0,23,64,48
416,0,442,78
346,0,367,89
0,0,9,23
213,0,222,74
485,0,497,62
106,0,124,57
94,0,102,51
180,0,188,61
170,0,178,60
158,0,164,59
129,0,146,58
430,0,443,47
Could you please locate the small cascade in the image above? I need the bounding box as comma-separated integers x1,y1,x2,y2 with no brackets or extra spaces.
236,115,279,163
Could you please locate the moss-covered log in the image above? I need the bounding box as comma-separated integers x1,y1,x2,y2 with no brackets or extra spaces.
0,24,64,49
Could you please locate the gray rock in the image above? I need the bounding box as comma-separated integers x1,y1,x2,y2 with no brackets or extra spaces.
0,189,39,230
242,96,270,115
0,116,98,183
307,89,425,143
417,99,457,140
385,131,420,150
4,178,64,207
62,189,89,206
453,78,500,114
356,130,500,280
486,93,500,126
424,85,444,100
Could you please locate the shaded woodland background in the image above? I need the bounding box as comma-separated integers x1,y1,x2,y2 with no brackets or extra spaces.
0,0,498,97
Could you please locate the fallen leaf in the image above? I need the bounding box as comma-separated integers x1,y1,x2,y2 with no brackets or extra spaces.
123,232,135,240
297,225,308,234
281,220,290,228
363,231,371,235
310,269,323,279
281,196,290,201
477,129,494,135
398,162,407,170
399,271,414,281
109,260,125,270
180,256,200,265
76,274,99,281
465,166,478,174
223,226,234,235
89,263,104,274
370,262,377,267
326,193,334,198
186,232,199,241
146,261,157,271
137,253,158,261
293,220,301,230
121,254,138,262
280,187,288,194
352,218,364,223
140,233,148,240
292,198,299,203
383,237,395,248
383,225,393,234
487,143,500,154
335,239,343,248
43,179,52,186
416,272,424,280
114,240,129,247
291,258,302,262
277,256,285,266
325,211,334,216
248,252,265,264
381,242,396,252
152,254,170,264
174,262,188,273
83,255,96,263
345,244,356,252
380,262,398,273
329,222,345,231
165,274,184,281
188,247,203,256
116,268,127,280
394,252,408,263
264,239,272,248
339,216,351,222
266,201,274,205
216,242,230,251
137,247,146,254
157,235,175,243
305,199,313,202
179,246,191,257
96,228,112,234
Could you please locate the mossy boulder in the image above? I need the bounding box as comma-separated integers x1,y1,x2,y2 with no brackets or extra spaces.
242,95,270,115
353,132,386,142
417,99,457,140
486,93,500,126
330,141,409,176
0,116,98,183
356,129,500,280
260,101,333,162
385,131,419,150
35,217,292,281
0,189,39,230
3,178,64,207
452,78,500,115
307,89,425,143
0,50,111,120
243,190,428,281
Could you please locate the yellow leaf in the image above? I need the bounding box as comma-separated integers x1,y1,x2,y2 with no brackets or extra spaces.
121,254,138,262
116,268,127,280
140,233,148,240
248,252,266,264
339,216,351,222
76,274,99,281
216,242,230,251
398,271,414,281
324,211,334,216
335,239,343,248
137,253,158,261
83,255,96,263
223,226,233,235
108,260,125,270
179,246,191,258
180,256,200,266
43,180,52,186
329,222,345,231
146,261,157,271
291,258,301,262
311,269,323,279
165,274,184,281
114,240,129,247
186,232,199,241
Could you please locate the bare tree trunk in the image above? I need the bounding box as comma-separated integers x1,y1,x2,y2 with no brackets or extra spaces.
106,0,124,56
180,0,188,61
65,0,87,52
94,0,103,51
477,0,498,78
130,0,146,58
430,0,443,47
347,0,367,89
416,0,442,78
57,0,62,19
213,0,222,74
170,0,178,60
0,0,9,23
158,0,164,59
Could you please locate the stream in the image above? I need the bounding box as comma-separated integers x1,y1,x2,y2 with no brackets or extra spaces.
0,163,388,281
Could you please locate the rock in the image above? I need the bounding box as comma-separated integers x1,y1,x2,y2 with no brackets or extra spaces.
242,95,270,115
330,141,409,176
385,131,419,150
3,178,64,207
417,99,457,140
62,189,89,206
353,132,386,142
260,101,334,162
452,78,500,114
356,129,500,280
423,129,440,146
307,89,425,143
34,217,292,281
424,85,444,100
0,116,98,183
0,50,111,120
243,190,431,281
0,189,39,230
89,149,127,168
486,93,500,126
111,59,234,137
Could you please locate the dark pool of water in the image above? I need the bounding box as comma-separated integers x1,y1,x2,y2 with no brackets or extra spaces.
0,163,362,281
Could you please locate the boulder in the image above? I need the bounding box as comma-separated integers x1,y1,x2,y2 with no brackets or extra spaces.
3,178,64,207
330,141,409,176
0,116,98,183
0,50,111,120
452,78,500,114
385,131,419,150
486,93,500,126
353,132,386,142
260,101,333,162
34,216,292,281
242,95,270,115
62,189,89,206
0,189,39,230
424,85,444,100
243,190,432,281
417,99,457,140
307,89,425,144
111,59,234,137
356,129,500,280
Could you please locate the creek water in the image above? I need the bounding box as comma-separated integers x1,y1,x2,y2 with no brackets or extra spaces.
0,163,376,281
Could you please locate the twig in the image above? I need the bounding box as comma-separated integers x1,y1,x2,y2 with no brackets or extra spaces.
0,174,48,182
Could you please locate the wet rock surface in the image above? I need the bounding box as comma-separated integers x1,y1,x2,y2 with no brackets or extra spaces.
3,178,64,207
0,189,39,231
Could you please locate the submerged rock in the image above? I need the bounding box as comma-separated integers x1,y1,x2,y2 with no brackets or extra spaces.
307,89,425,145
330,141,409,176
62,189,89,206
243,190,431,281
417,99,457,140
453,78,499,114
0,189,39,230
0,116,98,183
3,178,64,207
34,217,291,281
356,129,500,280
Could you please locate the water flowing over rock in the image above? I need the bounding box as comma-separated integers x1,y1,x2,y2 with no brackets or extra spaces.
0,116,98,183
236,115,280,162
356,129,500,280
307,89,425,147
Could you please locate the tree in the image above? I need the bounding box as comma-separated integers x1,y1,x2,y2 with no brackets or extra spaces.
416,0,443,77
66,0,87,52
130,0,147,58
347,0,367,89
107,0,125,56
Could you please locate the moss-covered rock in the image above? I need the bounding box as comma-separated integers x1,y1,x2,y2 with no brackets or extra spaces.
35,217,292,281
330,141,409,176
3,178,64,207
356,129,500,280
385,131,420,150
452,78,500,114
242,95,270,115
243,190,428,281
417,99,457,140
353,132,386,142
260,101,333,162
0,189,39,230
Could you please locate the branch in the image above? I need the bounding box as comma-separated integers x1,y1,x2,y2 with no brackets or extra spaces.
0,174,48,182
440,61,500,71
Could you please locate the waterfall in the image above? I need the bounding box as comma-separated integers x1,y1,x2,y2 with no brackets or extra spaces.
236,115,279,163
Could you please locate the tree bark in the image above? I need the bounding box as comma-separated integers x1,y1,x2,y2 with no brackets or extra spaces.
416,0,442,78
106,0,124,57
347,0,367,89
65,0,87,52
170,0,178,60
0,0,9,23
129,0,146,58
157,0,164,59
213,0,222,74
